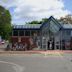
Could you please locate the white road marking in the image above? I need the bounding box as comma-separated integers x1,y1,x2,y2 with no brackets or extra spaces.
0,61,25,72
40,51,63,57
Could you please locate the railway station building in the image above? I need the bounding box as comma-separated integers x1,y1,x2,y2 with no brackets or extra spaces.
11,16,72,50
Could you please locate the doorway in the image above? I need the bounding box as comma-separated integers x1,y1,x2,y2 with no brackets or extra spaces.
47,39,54,50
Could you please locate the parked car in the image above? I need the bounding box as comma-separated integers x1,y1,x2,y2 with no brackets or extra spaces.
1,41,5,44
0,40,5,44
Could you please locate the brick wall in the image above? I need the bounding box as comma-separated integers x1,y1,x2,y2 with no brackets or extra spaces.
11,36,37,49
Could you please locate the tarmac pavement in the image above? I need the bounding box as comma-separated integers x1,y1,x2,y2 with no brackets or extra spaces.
0,52,72,72
0,44,72,72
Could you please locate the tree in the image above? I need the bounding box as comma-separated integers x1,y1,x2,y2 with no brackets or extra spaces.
27,18,48,24
58,14,72,24
0,5,12,40
42,18,48,22
27,20,40,24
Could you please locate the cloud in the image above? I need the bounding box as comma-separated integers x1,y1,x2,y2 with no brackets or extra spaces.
0,0,71,24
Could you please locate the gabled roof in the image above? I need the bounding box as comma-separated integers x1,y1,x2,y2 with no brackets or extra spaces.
40,16,63,29
49,16,63,28
13,16,72,30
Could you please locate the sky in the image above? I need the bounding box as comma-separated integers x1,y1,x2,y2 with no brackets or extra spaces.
0,0,72,25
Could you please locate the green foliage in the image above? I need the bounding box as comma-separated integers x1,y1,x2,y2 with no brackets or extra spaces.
27,18,48,24
27,15,72,25
0,5,12,40
42,18,48,22
27,20,40,24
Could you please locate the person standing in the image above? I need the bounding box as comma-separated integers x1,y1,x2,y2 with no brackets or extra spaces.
49,40,52,50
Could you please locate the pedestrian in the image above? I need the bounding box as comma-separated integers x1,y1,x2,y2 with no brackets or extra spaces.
49,40,52,50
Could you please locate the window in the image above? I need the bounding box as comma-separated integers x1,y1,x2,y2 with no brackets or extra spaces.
66,30,71,35
31,30,36,36
63,30,71,40
25,31,30,36
50,21,60,33
13,30,18,36
71,31,72,36
42,38,46,44
19,30,24,36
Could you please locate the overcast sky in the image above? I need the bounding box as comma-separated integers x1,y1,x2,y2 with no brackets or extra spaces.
0,0,72,25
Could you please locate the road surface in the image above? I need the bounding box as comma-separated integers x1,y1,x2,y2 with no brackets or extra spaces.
0,52,72,72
